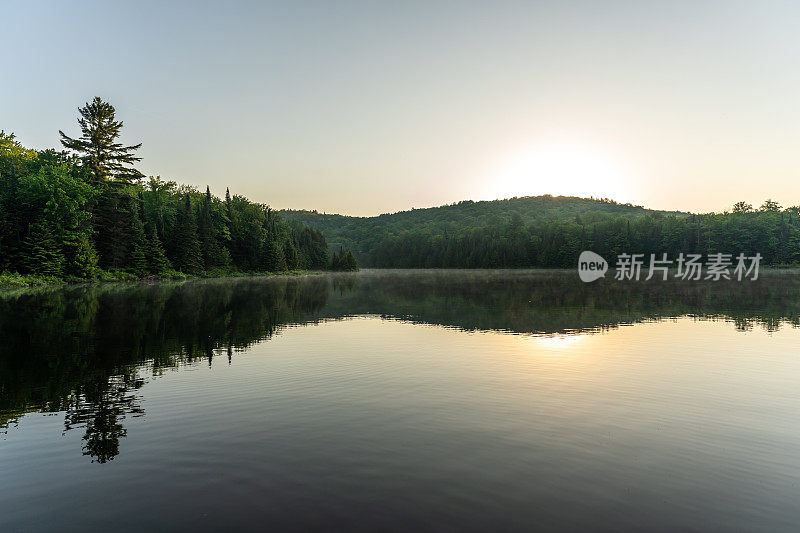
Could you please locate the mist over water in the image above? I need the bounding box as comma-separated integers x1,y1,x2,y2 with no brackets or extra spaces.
2,270,800,531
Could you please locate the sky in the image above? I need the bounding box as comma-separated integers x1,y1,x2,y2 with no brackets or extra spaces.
2,0,799,216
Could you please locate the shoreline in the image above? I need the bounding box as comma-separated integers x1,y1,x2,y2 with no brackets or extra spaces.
0,269,344,290
2,265,797,290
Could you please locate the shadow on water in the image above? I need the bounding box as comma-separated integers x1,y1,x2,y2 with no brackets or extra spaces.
2,269,799,461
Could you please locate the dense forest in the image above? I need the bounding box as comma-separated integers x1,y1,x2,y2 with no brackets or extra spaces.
0,97,358,282
283,196,800,268
4,97,797,278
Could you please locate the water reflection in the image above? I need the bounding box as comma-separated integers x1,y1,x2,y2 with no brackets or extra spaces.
1,269,799,462
62,374,144,463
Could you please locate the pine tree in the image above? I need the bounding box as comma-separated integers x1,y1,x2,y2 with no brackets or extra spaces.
93,186,146,271
127,196,149,275
198,186,214,268
59,97,143,184
0,131,36,271
65,234,99,278
146,227,170,274
198,186,230,269
93,187,128,268
261,236,286,272
344,250,359,271
25,221,64,276
172,194,203,273
330,248,343,270
284,239,299,270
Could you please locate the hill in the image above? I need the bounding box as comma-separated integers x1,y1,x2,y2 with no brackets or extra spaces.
280,195,692,267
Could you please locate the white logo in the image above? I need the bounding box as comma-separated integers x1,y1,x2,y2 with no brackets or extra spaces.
578,251,608,282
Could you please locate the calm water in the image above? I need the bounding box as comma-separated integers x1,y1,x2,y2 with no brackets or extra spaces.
2,270,800,531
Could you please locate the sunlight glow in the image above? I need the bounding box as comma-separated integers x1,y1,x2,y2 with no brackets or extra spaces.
527,333,589,355
491,143,632,201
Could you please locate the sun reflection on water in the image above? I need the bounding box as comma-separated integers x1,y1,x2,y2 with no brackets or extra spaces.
526,333,589,355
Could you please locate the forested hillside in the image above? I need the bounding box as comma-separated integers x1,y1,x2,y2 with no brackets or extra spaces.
282,196,800,268
0,97,357,282
6,96,796,278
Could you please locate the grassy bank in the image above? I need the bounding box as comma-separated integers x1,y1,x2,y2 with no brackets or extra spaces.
0,269,327,288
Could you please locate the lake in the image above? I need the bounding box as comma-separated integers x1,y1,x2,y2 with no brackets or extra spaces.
2,269,800,531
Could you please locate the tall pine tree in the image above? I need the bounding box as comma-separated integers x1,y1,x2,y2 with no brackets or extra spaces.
127,196,148,275
59,97,143,184
146,227,170,274
198,186,230,269
172,194,203,273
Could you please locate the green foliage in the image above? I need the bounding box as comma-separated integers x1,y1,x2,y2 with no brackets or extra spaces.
146,227,171,274
284,239,299,270
93,186,145,270
25,221,65,276
66,234,100,278
1,98,335,281
261,236,287,272
198,186,232,269
95,269,139,282
283,197,800,268
0,271,63,287
330,247,359,271
291,224,329,269
59,97,143,184
281,195,687,263
172,194,203,274
128,196,149,275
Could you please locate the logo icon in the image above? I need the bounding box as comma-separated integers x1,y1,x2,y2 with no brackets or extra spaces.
578,251,607,282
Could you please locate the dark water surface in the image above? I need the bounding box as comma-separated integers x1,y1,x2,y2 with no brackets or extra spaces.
2,270,800,531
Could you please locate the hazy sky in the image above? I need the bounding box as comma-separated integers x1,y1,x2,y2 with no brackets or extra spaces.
3,1,799,216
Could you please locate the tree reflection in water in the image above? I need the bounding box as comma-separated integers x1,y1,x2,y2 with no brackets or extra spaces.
63,375,145,463
2,270,800,462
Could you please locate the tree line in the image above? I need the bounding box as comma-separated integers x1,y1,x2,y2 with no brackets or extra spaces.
365,202,800,268
285,196,800,268
0,97,358,280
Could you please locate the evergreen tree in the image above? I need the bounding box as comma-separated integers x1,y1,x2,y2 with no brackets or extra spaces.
59,97,143,184
261,236,286,272
198,186,214,267
284,239,299,270
328,247,358,271
65,234,99,278
93,186,140,269
2,117,347,280
146,227,170,274
127,196,149,275
330,247,343,270
344,250,359,271
172,194,202,273
296,227,329,269
25,221,64,276
0,131,37,270
198,186,230,269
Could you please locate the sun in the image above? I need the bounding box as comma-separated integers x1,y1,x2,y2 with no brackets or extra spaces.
490,143,632,201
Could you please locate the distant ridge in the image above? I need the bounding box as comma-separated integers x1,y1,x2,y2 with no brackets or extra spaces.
282,194,688,222
279,195,691,266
